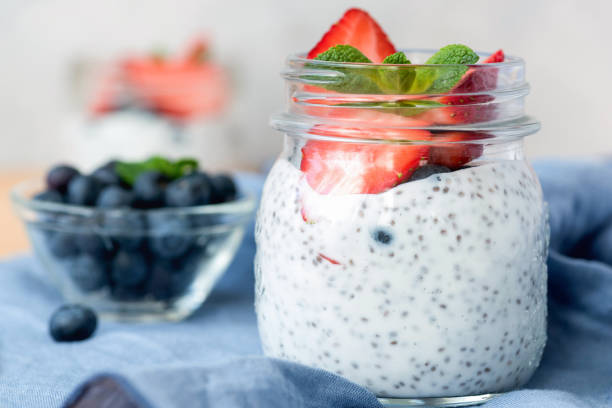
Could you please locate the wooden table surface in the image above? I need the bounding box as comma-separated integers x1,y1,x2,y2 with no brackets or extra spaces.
0,170,43,257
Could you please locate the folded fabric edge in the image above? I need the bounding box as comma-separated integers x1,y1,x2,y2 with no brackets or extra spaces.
62,372,154,408
62,356,385,408
548,251,612,323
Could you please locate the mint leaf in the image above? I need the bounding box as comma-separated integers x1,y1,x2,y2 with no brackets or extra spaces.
308,45,380,94
338,99,445,117
116,156,199,186
314,45,372,63
305,44,478,96
308,46,416,94
411,44,479,93
382,52,411,64
426,44,479,65
377,51,414,93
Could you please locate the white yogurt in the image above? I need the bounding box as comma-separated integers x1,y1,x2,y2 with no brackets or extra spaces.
255,158,547,398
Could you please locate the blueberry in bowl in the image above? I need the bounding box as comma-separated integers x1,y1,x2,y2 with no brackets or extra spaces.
12,156,256,321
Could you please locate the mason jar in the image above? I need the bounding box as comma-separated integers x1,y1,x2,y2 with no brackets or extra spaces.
255,50,548,407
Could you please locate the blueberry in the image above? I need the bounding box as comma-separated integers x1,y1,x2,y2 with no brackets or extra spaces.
111,250,149,288
46,165,80,193
43,215,81,258
33,190,64,203
111,284,147,301
170,251,201,295
209,174,237,204
66,254,109,292
31,191,65,240
133,171,168,209
372,228,393,245
409,165,451,181
75,230,114,258
165,173,211,207
48,232,80,258
96,186,134,208
149,252,200,300
91,161,122,188
49,304,97,342
67,175,102,206
148,260,174,300
149,215,193,259
104,213,146,251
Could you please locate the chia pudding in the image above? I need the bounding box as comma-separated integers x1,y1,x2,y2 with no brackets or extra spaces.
255,158,548,397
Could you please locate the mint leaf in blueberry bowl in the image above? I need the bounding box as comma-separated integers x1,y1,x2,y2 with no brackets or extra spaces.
11,156,256,322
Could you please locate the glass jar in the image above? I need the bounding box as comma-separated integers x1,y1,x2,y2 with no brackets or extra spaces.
255,50,548,407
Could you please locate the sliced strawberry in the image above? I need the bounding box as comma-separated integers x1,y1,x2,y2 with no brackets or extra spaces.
89,37,227,120
307,8,396,63
428,132,490,169
90,70,122,115
115,58,228,120
422,49,505,125
450,49,505,93
301,125,429,195
483,49,505,63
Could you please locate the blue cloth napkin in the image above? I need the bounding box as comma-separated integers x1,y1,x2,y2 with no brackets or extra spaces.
1,161,612,408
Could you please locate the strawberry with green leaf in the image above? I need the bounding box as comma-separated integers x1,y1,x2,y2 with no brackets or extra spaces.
301,8,507,194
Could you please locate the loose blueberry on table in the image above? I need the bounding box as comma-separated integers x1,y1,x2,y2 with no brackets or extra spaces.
49,304,98,342
32,156,239,305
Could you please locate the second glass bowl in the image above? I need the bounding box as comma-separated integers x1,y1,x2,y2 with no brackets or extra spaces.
12,179,255,321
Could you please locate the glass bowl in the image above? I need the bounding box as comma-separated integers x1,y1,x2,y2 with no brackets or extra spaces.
12,179,255,322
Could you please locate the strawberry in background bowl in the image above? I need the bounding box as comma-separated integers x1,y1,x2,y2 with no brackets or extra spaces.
90,37,229,122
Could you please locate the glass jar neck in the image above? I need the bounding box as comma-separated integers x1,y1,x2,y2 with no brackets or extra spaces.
271,50,540,145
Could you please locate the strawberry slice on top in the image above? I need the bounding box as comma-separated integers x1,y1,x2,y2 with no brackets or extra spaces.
307,8,396,63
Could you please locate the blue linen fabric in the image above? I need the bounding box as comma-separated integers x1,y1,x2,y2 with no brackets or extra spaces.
1,161,612,408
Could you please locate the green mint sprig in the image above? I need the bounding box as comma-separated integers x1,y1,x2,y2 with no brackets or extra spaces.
338,99,445,116
310,45,414,94
307,44,479,95
378,51,414,93
382,52,411,64
411,44,479,93
310,45,381,94
115,156,199,186
314,44,372,63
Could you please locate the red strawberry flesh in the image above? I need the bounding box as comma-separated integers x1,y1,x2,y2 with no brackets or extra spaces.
307,8,396,63
424,50,504,167
427,132,490,169
301,125,429,195
432,49,505,125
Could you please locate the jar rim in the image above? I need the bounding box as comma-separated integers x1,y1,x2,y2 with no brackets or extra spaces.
273,48,539,143
270,113,540,144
